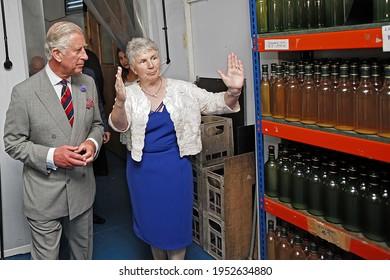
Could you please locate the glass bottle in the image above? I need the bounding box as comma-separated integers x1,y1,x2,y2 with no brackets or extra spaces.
317,64,335,127
297,63,305,85
261,64,271,117
304,0,317,29
291,153,307,210
256,0,268,33
315,0,326,28
378,64,390,138
272,64,286,118
371,63,383,92
342,165,362,232
373,0,390,23
335,64,354,131
270,63,277,87
305,242,319,260
265,145,278,197
313,63,321,86
301,233,310,257
277,150,292,203
323,160,343,224
285,64,302,122
354,65,379,135
268,0,284,32
296,0,307,29
307,156,324,216
301,64,317,124
349,63,360,91
362,171,387,242
289,235,306,260
330,63,340,89
325,0,344,27
283,0,298,31
276,228,292,260
266,220,276,260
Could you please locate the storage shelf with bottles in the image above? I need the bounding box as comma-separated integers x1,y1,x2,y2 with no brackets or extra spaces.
262,118,390,163
256,23,387,52
265,196,390,260
249,0,390,260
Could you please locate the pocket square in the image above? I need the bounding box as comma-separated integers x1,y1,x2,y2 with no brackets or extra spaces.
86,99,94,109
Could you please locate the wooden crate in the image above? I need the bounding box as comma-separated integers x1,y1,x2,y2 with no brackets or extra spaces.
201,152,256,260
192,205,203,246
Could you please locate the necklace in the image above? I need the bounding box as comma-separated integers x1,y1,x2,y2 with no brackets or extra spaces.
141,77,162,98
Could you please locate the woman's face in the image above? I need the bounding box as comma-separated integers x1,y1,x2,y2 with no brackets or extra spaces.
131,49,160,84
118,51,130,69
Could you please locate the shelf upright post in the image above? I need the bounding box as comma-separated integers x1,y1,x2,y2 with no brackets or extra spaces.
249,0,267,260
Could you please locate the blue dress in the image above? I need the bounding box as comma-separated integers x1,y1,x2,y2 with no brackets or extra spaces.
126,104,193,250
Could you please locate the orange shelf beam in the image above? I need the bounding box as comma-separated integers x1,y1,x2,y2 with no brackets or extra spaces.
264,197,390,260
262,120,390,163
256,27,383,52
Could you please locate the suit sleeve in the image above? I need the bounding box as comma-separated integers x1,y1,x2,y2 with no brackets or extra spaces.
3,85,50,174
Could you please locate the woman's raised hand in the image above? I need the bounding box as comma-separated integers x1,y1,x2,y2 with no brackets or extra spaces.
115,67,126,103
217,52,244,92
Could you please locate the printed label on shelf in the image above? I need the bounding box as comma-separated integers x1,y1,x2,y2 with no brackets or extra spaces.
382,26,390,52
307,218,351,252
264,39,289,50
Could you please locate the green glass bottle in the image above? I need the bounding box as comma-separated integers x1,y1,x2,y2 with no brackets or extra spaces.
335,64,354,131
315,0,326,28
323,160,343,224
342,165,362,232
305,242,319,260
307,156,324,216
265,145,278,197
277,150,292,203
304,0,317,29
362,171,387,242
256,0,268,33
373,0,390,23
268,0,284,32
283,0,298,31
291,153,307,210
325,0,344,27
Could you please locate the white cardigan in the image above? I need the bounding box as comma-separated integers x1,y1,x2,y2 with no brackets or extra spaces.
109,78,240,162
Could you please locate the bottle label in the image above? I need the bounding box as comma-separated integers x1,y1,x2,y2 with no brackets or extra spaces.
307,218,351,251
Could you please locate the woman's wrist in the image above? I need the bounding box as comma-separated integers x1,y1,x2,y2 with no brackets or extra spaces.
226,89,241,97
114,98,125,109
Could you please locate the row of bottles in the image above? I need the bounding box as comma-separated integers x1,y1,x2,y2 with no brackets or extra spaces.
266,217,363,260
256,0,390,34
260,61,390,138
264,140,390,245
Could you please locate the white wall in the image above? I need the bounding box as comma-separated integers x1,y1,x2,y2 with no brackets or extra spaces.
0,0,32,256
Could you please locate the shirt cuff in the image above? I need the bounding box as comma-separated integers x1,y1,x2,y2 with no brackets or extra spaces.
46,148,57,170
87,138,99,158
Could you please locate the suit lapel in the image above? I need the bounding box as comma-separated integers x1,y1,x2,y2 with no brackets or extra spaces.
35,72,72,139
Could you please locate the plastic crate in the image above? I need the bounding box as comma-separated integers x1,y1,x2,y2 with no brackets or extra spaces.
191,116,234,167
202,212,225,260
192,164,203,208
203,163,225,220
192,205,203,246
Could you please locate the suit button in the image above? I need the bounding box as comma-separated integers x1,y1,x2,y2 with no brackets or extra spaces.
67,179,71,184
52,134,56,139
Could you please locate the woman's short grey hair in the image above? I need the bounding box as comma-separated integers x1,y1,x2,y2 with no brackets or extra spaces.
126,37,159,66
44,21,84,61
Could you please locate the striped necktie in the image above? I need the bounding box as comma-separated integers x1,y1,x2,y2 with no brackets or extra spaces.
60,79,74,126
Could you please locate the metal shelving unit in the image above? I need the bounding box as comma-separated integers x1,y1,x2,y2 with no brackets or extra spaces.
249,0,390,260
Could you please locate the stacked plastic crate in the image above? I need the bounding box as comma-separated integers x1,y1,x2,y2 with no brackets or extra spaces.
191,115,234,259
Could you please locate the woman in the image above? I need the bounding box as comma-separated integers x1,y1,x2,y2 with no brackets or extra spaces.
117,48,138,85
109,37,244,260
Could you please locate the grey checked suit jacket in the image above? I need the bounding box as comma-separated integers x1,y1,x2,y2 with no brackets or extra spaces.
3,69,104,221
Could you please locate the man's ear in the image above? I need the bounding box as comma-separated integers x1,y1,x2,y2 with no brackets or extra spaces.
52,48,63,62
